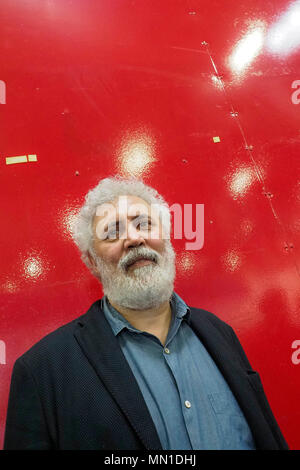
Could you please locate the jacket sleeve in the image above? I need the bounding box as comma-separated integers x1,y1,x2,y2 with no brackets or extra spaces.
4,357,53,450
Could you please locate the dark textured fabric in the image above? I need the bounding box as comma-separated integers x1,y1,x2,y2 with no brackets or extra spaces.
4,299,289,450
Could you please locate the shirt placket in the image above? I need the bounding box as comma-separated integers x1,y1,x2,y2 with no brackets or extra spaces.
161,317,197,449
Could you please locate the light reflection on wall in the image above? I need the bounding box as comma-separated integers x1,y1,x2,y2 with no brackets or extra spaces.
228,2,300,68
266,1,300,55
177,252,196,274
227,166,255,199
60,207,80,241
211,74,223,90
228,22,265,74
1,280,18,293
240,218,254,237
116,129,156,178
221,249,242,273
23,253,48,281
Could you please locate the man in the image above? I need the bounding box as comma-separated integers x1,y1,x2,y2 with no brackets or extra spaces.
4,176,288,450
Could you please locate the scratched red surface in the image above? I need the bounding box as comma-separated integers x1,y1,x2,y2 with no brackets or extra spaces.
0,0,299,449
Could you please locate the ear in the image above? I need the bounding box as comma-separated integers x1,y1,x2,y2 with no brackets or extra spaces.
87,251,97,270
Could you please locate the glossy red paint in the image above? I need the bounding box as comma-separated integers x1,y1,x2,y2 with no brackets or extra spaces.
0,0,299,449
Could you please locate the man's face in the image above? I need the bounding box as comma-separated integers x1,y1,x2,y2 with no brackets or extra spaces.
89,195,176,310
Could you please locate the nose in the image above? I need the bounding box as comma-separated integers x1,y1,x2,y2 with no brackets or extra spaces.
123,222,147,250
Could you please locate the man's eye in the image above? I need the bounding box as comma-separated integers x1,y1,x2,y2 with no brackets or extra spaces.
137,220,151,230
107,229,119,239
139,221,149,228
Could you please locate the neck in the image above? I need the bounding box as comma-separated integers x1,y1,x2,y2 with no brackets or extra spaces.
108,297,172,346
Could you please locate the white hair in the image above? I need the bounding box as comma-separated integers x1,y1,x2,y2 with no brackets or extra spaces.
71,175,172,273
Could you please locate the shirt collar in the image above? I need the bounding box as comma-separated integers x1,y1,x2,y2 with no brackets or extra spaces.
170,291,191,324
101,291,191,337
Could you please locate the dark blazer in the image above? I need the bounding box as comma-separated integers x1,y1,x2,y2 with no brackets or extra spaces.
4,299,288,450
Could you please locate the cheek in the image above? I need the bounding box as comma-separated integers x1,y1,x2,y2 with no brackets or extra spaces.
97,243,122,265
147,223,165,251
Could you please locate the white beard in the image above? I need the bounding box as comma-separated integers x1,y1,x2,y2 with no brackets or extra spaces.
93,240,176,310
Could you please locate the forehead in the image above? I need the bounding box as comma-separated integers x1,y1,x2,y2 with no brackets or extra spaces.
93,195,160,226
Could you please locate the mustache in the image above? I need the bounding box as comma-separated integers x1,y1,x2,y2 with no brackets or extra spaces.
119,247,160,272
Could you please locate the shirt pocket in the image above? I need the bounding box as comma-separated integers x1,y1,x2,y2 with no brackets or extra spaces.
208,391,244,416
208,391,255,449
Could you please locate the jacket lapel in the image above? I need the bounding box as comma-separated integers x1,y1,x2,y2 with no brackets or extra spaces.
189,307,280,449
73,300,162,450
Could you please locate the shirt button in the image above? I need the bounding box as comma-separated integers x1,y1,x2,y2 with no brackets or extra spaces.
164,347,170,354
184,400,191,409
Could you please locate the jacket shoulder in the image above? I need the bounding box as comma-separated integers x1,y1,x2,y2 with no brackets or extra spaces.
188,305,233,334
16,300,101,367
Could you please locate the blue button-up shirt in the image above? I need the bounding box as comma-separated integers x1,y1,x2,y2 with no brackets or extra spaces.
102,291,256,450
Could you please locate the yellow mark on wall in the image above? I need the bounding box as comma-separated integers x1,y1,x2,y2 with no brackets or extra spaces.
0,340,6,365
213,136,221,143
0,80,6,104
6,155,27,165
6,154,38,165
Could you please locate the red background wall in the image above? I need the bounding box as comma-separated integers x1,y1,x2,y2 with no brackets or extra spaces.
0,0,299,449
